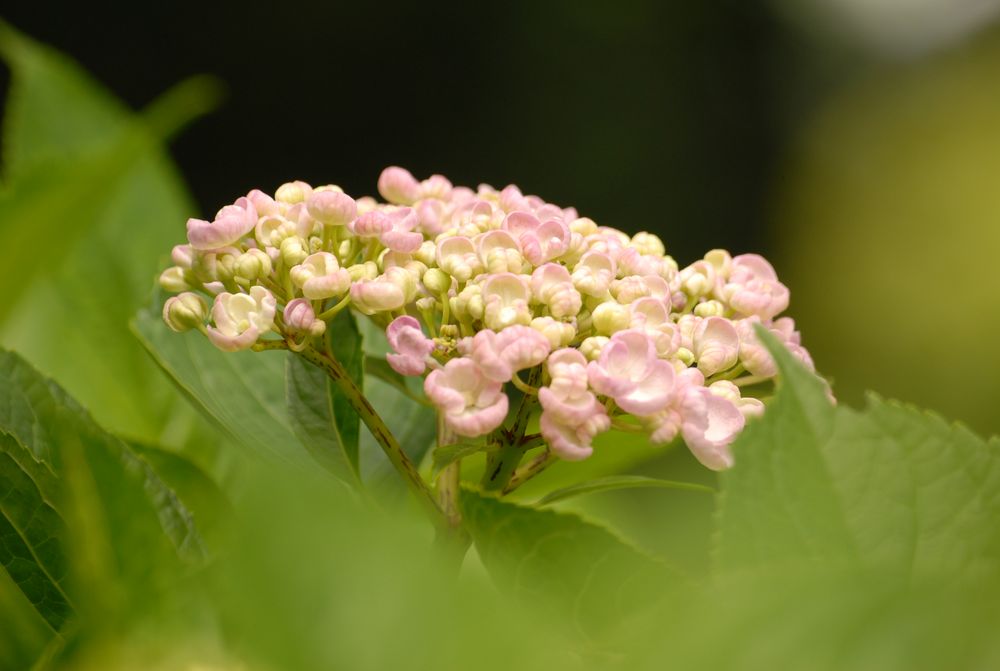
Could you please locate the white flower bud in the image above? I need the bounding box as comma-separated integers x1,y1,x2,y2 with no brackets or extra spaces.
280,237,309,267
159,266,190,293
569,217,598,236
275,180,312,204
414,240,437,267
348,262,379,281
423,268,452,294
162,292,208,333
704,249,732,279
675,347,695,367
579,336,609,361
235,249,272,284
531,316,575,348
630,232,665,256
591,301,630,335
694,299,725,318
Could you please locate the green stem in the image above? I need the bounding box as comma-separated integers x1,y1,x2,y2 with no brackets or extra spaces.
297,344,449,531
503,448,557,495
481,441,525,493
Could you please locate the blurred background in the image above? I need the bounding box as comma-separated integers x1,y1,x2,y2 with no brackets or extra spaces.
6,0,999,436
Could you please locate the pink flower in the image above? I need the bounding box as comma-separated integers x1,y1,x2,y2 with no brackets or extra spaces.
646,368,744,471
290,252,352,300
306,189,357,227
571,251,616,297
721,254,790,320
481,272,533,330
692,316,740,376
377,166,421,205
531,264,582,319
283,298,325,337
379,208,423,253
350,266,416,315
386,316,435,376
424,358,508,437
206,286,276,352
187,197,258,250
502,211,570,266
735,316,815,377
466,326,551,382
539,349,610,460
587,330,675,416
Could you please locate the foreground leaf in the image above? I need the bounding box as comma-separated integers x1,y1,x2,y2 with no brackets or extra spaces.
536,475,713,507
0,433,71,631
715,327,1000,581
0,349,207,631
460,488,676,635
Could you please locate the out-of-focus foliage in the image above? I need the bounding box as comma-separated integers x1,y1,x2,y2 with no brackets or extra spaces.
0,19,221,450
775,27,1000,436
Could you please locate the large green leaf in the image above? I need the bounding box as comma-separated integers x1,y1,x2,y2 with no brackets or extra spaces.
0,433,71,631
133,305,315,471
460,489,676,635
715,327,1000,581
0,21,220,444
0,349,207,632
136,301,436,488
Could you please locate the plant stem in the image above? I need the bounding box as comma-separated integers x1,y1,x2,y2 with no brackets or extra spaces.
297,344,449,532
481,441,525,492
503,449,557,495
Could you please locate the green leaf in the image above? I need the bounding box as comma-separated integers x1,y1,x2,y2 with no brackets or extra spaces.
365,355,430,406
460,488,677,634
325,311,363,474
128,442,234,551
0,432,72,631
286,353,361,486
0,21,221,444
715,326,1000,581
0,349,209,633
430,441,489,478
132,303,317,471
536,475,714,507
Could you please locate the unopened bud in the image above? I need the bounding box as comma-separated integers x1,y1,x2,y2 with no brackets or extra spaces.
694,299,725,318
630,232,665,256
159,266,190,293
162,292,208,333
348,262,379,281
235,249,272,284
275,180,312,204
280,237,308,267
283,298,326,337
580,336,609,361
423,268,451,294
591,301,630,336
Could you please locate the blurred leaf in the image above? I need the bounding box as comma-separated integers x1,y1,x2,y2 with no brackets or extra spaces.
0,349,207,637
715,328,1000,581
0,433,72,631
0,21,221,444
460,488,677,635
128,442,234,551
536,475,713,507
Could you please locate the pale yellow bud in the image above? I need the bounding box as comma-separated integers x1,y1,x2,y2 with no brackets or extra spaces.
591,301,630,335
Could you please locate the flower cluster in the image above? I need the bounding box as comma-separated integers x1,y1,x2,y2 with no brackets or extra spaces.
159,167,817,471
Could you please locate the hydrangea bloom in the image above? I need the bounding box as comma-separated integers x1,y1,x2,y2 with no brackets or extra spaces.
157,166,823,470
